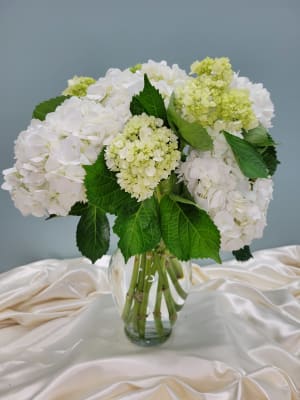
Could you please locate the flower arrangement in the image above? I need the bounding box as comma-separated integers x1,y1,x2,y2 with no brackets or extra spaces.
2,57,278,264
2,57,279,344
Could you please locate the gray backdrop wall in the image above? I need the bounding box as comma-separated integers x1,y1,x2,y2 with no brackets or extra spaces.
0,0,299,272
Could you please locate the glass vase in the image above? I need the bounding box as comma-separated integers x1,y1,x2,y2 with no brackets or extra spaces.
108,242,192,346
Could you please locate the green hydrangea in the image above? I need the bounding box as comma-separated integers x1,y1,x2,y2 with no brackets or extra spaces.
220,89,257,131
191,57,233,88
129,63,142,73
175,57,257,131
62,76,96,97
105,114,180,201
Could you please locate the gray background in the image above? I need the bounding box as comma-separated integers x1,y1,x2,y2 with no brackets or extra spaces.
0,0,299,272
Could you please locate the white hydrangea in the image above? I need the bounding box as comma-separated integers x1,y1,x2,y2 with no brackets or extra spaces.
2,97,125,217
3,61,187,218
139,60,187,101
87,68,141,121
106,114,180,201
231,73,275,128
179,133,273,251
87,60,188,116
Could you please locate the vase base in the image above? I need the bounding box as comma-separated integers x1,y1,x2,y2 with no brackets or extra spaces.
124,321,172,347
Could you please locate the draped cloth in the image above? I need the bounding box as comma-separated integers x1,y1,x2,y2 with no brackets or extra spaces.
0,246,299,399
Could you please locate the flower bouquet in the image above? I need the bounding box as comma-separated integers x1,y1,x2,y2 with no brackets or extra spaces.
2,58,279,345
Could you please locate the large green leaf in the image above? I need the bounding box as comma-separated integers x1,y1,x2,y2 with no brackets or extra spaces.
167,94,213,151
76,206,110,263
257,145,280,176
32,95,69,121
84,150,138,216
68,201,89,216
160,195,221,262
130,74,167,123
223,131,269,178
241,127,279,176
242,125,275,147
113,197,161,262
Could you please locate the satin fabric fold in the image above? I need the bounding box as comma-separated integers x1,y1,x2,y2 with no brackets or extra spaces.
0,246,299,399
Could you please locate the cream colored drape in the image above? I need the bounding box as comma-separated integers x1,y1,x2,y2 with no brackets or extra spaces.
0,246,299,399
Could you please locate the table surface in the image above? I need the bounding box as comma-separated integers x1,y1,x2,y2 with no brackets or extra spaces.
0,246,299,400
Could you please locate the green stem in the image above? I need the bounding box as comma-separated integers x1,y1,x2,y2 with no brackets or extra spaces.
129,253,146,332
153,254,164,336
155,186,162,202
138,253,154,337
167,259,188,300
121,255,140,322
170,258,184,279
158,255,177,325
121,247,189,341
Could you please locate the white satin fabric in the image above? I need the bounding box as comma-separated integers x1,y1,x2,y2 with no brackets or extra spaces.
0,246,299,400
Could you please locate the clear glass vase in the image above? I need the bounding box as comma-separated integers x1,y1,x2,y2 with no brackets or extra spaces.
108,242,192,346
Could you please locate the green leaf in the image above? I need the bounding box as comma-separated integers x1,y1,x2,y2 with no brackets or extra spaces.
169,193,198,207
232,245,253,262
68,202,89,216
258,145,280,176
160,195,221,262
167,94,213,151
158,173,178,196
242,125,275,147
223,131,269,178
76,206,109,263
130,74,167,123
113,197,161,262
130,96,145,115
32,95,69,121
240,127,279,176
84,150,139,216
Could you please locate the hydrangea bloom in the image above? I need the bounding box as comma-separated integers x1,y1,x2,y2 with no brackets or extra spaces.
2,97,125,216
173,57,275,251
106,114,180,201
62,76,96,97
179,132,273,251
139,60,187,101
87,60,188,120
175,57,258,131
3,60,187,217
231,73,275,128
